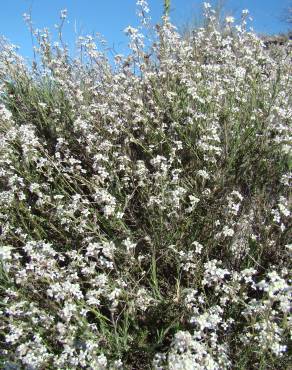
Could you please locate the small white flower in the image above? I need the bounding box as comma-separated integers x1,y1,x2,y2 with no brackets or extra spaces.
226,16,235,24
60,9,67,19
222,226,235,237
191,241,203,254
123,238,136,253
96,353,107,367
197,169,210,180
0,245,12,260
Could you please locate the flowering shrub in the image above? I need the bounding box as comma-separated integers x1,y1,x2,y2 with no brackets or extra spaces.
0,1,291,369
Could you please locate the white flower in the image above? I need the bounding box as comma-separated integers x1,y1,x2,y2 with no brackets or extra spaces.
189,195,200,206
222,226,235,237
191,241,203,254
96,353,107,368
60,9,67,19
123,238,136,253
197,170,210,180
0,245,12,260
124,26,138,35
226,16,235,24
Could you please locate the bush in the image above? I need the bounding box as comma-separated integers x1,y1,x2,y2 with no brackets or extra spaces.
0,1,291,369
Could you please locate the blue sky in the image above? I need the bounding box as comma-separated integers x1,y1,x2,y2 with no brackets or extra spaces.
0,0,290,60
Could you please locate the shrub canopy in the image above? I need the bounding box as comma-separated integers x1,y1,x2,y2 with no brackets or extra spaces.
0,2,291,369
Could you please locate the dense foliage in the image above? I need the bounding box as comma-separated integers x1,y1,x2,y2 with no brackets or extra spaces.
0,2,291,369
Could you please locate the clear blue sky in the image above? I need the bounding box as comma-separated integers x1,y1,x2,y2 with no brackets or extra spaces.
0,0,290,60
